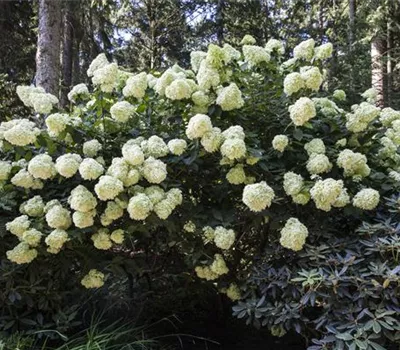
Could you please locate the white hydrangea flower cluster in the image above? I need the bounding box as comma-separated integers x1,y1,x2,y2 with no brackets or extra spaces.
16,85,45,107
214,226,235,250
283,73,304,96
81,269,105,289
380,107,400,127
361,88,378,104
106,158,139,186
68,185,97,228
100,200,124,226
265,39,284,55
110,101,136,123
225,284,241,301
45,113,70,137
92,61,119,93
216,83,244,111
272,135,289,152
83,139,102,157
300,66,323,91
68,83,89,102
45,229,69,254
91,228,112,250
289,97,316,126
337,149,371,178
333,89,346,101
122,140,145,165
186,114,213,140
0,119,41,146
240,34,256,45
6,242,38,264
6,215,30,239
168,139,187,156
190,51,207,72
21,228,42,247
226,164,246,185
279,217,308,251
312,97,342,117
16,85,58,114
127,187,182,221
95,175,124,201
0,160,12,181
345,102,380,133
306,153,332,175
304,138,326,155
242,45,270,66
123,72,148,99
310,178,346,211
284,66,323,96
195,254,229,281
222,43,241,62
110,229,125,244
141,135,169,158
11,169,43,189
56,154,82,178
205,44,232,69
79,158,104,180
242,181,275,212
141,157,167,184
293,39,315,60
389,170,400,182
220,126,247,160
197,59,220,91
20,195,45,217
165,79,196,100
283,172,309,205
314,43,333,60
378,137,399,162
28,154,57,180
191,90,210,112
45,203,72,230
154,66,190,96
352,188,380,210
183,220,196,233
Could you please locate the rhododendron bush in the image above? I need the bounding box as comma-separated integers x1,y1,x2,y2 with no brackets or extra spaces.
1,36,400,344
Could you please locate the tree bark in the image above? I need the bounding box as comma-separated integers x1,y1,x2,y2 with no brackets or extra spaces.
60,1,74,107
386,9,392,107
261,0,269,42
371,37,385,107
216,0,224,45
35,0,62,96
348,0,355,91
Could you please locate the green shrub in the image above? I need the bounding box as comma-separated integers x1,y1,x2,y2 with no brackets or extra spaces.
0,35,399,346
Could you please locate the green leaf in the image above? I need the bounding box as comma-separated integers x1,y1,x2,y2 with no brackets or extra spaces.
336,333,353,341
293,128,303,141
372,320,381,333
369,341,387,350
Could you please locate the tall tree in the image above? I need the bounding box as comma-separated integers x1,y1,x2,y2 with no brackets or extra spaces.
35,0,62,96
60,1,74,107
216,0,225,45
371,36,385,107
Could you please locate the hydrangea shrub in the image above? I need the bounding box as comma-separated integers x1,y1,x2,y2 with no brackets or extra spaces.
1,35,400,344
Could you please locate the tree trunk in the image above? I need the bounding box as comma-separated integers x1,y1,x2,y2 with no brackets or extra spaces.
261,0,269,42
72,10,84,86
216,0,224,45
348,0,355,91
60,1,74,107
371,37,385,107
72,37,82,86
35,0,62,96
386,11,392,107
